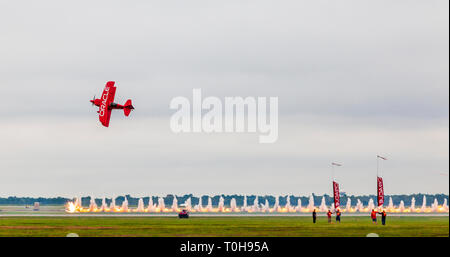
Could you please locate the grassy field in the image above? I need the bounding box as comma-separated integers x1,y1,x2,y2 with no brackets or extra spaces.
0,216,447,237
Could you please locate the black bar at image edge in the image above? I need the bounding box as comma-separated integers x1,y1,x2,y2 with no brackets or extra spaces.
0,237,447,256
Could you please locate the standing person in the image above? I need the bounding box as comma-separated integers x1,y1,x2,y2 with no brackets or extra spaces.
371,209,377,224
312,209,317,223
378,210,387,225
327,210,332,223
335,209,341,223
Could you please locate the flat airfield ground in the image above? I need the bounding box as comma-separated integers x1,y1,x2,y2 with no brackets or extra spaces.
0,216,448,237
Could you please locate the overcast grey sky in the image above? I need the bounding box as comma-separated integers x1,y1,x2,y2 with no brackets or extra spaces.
0,0,448,197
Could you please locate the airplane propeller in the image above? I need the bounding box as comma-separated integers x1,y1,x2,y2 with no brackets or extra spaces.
91,95,96,106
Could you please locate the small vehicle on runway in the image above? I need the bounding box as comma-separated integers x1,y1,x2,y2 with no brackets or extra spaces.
178,209,189,219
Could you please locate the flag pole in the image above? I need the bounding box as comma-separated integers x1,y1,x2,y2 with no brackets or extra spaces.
331,162,342,211
331,162,342,181
331,163,334,210
377,156,380,211
377,156,379,177
332,163,335,182
376,155,387,210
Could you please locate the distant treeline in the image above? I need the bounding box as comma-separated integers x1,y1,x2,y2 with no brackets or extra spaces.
0,194,448,206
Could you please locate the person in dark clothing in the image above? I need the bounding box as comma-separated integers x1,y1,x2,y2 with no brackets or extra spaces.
335,209,341,223
312,209,317,223
378,210,387,225
327,210,332,223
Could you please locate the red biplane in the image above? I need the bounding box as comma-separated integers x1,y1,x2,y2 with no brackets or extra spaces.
90,81,134,127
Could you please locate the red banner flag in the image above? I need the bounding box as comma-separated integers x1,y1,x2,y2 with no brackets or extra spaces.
377,176,384,207
333,181,340,209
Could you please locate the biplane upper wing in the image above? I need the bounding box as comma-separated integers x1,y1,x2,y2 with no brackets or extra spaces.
98,81,116,127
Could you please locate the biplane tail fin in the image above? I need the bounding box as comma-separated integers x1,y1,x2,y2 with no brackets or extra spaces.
124,99,134,116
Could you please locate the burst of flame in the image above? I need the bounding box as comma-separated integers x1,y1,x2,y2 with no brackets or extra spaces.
65,200,449,214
